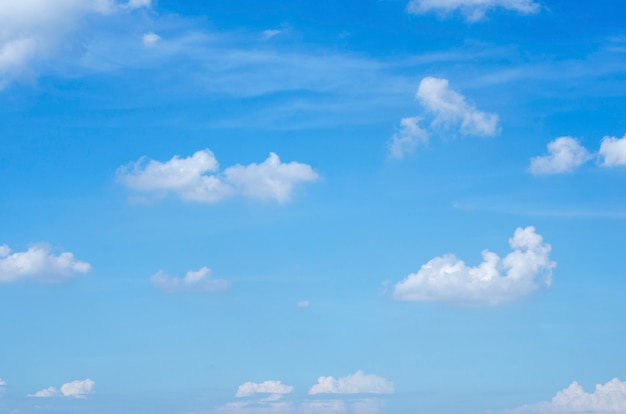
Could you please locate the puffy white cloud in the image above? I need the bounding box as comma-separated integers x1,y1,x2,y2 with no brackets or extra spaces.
511,378,626,413
309,371,394,395
416,77,499,136
151,266,229,293
142,32,161,46
407,0,540,21
117,150,318,204
0,0,150,87
29,379,95,399
0,243,91,284
530,137,593,175
599,133,626,167
388,116,429,159
393,226,555,305
236,380,294,397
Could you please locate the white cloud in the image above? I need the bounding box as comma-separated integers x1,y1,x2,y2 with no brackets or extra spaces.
236,380,294,398
393,226,555,305
262,30,282,40
142,32,161,46
29,379,95,399
0,378,5,386
530,137,593,175
0,0,150,88
407,0,540,21
599,133,626,167
151,267,229,293
296,300,311,308
511,378,626,413
309,371,394,395
416,76,499,136
117,150,318,204
0,243,91,284
388,116,429,159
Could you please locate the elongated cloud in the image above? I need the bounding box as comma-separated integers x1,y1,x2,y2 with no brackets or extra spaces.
0,0,151,88
510,378,626,413
29,379,95,399
393,227,555,305
407,0,540,21
388,116,429,159
117,150,318,204
0,243,91,283
151,267,229,293
417,77,499,136
236,380,294,397
599,133,626,167
530,137,593,175
309,371,394,395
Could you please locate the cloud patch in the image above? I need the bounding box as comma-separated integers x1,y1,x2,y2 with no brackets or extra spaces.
393,226,555,305
388,116,429,159
407,0,540,22
151,266,229,293
236,380,294,398
0,243,91,283
530,137,593,175
599,133,626,167
117,150,318,204
29,379,95,399
309,371,394,395
510,378,626,413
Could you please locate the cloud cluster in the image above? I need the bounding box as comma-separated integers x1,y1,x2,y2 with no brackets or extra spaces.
511,378,626,413
151,266,229,293
236,380,294,398
0,0,151,88
117,150,318,204
29,379,95,399
309,371,394,395
407,0,540,21
530,133,626,174
393,227,555,305
0,243,91,284
389,77,499,158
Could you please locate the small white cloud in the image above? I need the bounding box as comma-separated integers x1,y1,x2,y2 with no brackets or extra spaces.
417,77,499,136
599,133,626,167
0,243,91,284
530,137,593,175
142,32,161,46
388,116,429,159
0,378,6,386
510,378,626,413
151,267,229,293
393,226,555,306
236,380,294,398
29,379,95,399
407,0,540,21
262,29,282,40
117,150,318,204
309,371,394,395
296,300,310,308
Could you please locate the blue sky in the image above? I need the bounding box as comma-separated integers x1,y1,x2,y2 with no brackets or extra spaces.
1,0,626,413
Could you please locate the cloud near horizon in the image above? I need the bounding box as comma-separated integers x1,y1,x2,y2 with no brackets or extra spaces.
151,266,229,293
309,371,394,395
407,0,540,22
393,226,555,305
29,379,95,399
0,243,91,283
117,150,319,204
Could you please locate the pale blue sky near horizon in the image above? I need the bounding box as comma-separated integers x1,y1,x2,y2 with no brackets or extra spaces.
1,0,626,413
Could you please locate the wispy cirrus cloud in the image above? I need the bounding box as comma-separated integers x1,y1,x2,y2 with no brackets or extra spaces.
407,0,541,22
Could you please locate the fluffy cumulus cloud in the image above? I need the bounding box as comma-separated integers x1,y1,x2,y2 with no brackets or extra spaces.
0,243,91,283
530,137,593,175
407,0,540,21
29,379,95,399
236,380,294,398
117,150,318,204
417,77,499,136
511,378,626,413
393,226,555,305
151,266,229,293
309,371,394,395
388,116,429,159
0,0,151,88
598,133,626,167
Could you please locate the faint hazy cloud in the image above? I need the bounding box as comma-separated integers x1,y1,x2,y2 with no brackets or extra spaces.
393,226,555,305
117,150,318,204
388,116,429,159
296,300,311,308
0,243,91,284
530,137,593,175
142,32,161,46
407,0,540,22
510,378,626,413
151,267,229,293
309,371,394,395
599,133,626,167
262,30,282,40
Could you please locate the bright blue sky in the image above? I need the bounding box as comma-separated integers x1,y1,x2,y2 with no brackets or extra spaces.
1,1,626,413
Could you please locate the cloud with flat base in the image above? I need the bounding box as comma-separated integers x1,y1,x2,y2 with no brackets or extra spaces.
407,0,540,22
